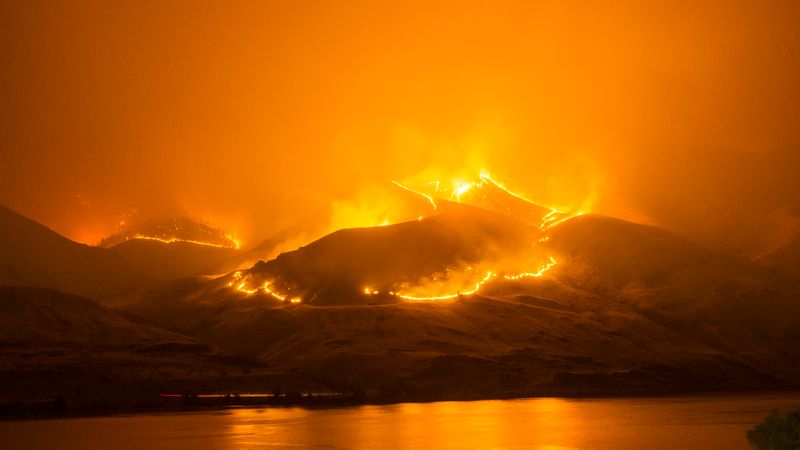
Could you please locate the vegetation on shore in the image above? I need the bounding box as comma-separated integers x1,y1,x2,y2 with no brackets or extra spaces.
748,408,800,450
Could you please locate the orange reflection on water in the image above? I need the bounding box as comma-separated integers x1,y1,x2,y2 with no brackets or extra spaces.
219,393,797,449
2,393,797,449
225,398,589,449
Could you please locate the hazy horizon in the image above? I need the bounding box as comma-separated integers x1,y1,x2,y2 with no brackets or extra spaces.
3,1,800,253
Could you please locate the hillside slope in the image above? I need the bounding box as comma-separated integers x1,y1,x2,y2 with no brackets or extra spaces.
0,286,326,409
0,205,146,299
250,206,536,304
0,204,248,299
123,212,800,400
107,239,241,279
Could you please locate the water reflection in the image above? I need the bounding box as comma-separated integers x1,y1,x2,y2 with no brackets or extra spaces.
1,392,798,449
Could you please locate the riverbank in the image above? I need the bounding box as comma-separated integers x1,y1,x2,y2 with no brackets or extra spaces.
3,383,798,422
3,391,800,450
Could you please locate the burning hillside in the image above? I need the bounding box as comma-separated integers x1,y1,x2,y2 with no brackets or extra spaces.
396,171,573,229
226,172,583,304
120,179,800,400
98,215,240,249
5,0,800,420
3,169,800,406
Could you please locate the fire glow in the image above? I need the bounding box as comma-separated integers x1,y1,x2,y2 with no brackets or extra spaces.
227,171,584,303
228,271,301,303
391,180,438,211
392,170,584,231
362,256,558,301
126,234,241,249
98,214,242,249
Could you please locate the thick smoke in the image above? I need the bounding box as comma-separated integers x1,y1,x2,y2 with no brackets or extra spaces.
1,1,798,255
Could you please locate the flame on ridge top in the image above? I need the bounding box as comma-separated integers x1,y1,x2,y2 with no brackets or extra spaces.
127,234,240,249
99,214,241,249
228,171,584,303
362,256,558,301
394,170,588,215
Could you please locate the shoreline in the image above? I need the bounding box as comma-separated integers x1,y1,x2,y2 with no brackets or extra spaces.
3,384,798,422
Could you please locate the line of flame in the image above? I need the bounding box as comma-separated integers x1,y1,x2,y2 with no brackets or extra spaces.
449,180,480,202
129,234,240,249
479,171,573,228
261,281,303,303
479,171,540,205
391,180,438,210
538,210,562,230
389,270,497,301
228,271,301,303
363,256,558,301
539,211,585,231
503,256,558,280
231,253,557,303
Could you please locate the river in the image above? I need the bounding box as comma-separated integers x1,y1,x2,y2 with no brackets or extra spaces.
1,391,798,449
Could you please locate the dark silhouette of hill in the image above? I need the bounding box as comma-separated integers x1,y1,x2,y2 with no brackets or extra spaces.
544,214,721,289
0,204,147,299
540,214,800,379
0,286,327,411
107,238,241,279
0,204,249,300
751,205,800,278
766,236,800,277
0,285,190,344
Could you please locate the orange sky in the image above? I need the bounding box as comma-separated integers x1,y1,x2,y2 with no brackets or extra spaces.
1,1,799,252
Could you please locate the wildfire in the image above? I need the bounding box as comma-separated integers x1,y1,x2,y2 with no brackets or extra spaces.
538,210,563,231
502,256,558,280
538,211,586,231
225,171,582,304
391,180,438,210
100,214,242,249
127,234,241,249
403,169,544,207
388,270,497,301
226,234,242,249
392,170,586,232
362,256,558,301
478,170,535,204
228,271,301,303
450,180,478,202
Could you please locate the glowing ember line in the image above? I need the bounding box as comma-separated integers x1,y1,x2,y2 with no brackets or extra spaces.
450,181,479,202
477,171,589,229
540,211,585,231
225,234,242,249
363,256,558,301
503,256,558,280
389,271,497,301
228,271,301,303
479,170,538,205
237,282,260,294
538,210,565,231
415,180,442,193
391,180,438,210
129,234,239,249
263,282,301,303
